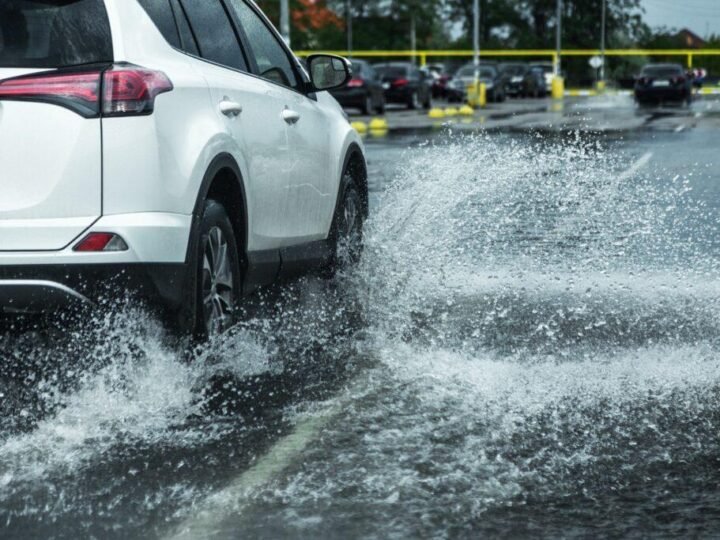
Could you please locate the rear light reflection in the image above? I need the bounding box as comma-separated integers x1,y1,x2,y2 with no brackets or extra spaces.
0,71,100,116
74,233,128,252
347,78,365,88
392,78,409,87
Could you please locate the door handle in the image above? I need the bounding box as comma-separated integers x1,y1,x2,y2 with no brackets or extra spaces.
282,109,301,125
219,100,243,117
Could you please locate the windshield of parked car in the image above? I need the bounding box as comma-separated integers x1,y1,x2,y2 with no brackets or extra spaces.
457,66,496,78
531,64,553,74
641,66,683,78
500,64,528,76
376,65,408,78
0,0,113,68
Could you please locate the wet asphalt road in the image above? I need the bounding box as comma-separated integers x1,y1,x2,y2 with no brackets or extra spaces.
2,96,720,539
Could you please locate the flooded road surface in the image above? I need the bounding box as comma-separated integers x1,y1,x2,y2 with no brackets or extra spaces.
2,111,720,538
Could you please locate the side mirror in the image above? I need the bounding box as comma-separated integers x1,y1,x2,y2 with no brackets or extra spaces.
306,54,352,92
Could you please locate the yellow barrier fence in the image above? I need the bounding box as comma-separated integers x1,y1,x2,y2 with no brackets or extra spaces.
296,49,720,70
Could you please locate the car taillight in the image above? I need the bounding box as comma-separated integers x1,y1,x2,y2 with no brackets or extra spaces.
347,78,365,88
0,70,101,117
0,64,172,118
102,66,173,116
392,78,409,87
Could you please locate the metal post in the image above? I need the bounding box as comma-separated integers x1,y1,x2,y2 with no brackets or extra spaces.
473,0,480,69
346,0,353,57
280,0,290,46
600,0,606,81
555,0,562,76
410,14,417,65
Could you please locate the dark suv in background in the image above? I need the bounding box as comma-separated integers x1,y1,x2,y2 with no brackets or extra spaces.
330,59,386,115
635,63,693,106
375,62,433,110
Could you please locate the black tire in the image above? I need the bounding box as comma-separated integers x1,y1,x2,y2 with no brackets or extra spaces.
361,93,373,116
376,97,386,115
183,199,242,340
408,91,420,110
324,173,364,278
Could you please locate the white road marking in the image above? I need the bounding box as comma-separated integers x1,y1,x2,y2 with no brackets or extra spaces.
165,376,368,539
618,151,653,182
675,125,685,133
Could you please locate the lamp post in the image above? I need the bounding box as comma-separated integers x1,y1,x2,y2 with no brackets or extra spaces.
346,0,353,57
280,0,290,46
473,0,480,70
600,0,607,82
555,0,562,76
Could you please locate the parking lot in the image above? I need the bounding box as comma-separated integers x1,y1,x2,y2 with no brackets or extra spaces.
3,87,720,538
343,93,720,134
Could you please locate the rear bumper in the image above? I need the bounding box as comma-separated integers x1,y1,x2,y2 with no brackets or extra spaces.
0,280,92,313
384,88,413,104
0,263,187,313
0,212,192,266
0,212,193,313
635,87,689,101
331,88,368,108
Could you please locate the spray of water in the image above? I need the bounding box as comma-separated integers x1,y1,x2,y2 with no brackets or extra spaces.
1,131,719,537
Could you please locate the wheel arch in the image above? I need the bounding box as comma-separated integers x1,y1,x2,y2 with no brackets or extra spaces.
187,153,248,267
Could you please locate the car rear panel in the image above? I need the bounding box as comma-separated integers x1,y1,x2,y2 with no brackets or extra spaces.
0,0,112,252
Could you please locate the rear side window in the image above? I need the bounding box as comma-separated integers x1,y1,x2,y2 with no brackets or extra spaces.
137,0,181,49
643,66,683,78
226,0,299,89
170,0,200,56
0,0,113,68
179,0,247,72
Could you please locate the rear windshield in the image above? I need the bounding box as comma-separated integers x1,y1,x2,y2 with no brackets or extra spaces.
376,66,408,78
457,66,496,78
642,66,683,78
0,0,113,68
500,65,528,76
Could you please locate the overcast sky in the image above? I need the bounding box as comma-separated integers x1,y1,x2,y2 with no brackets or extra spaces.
641,0,720,37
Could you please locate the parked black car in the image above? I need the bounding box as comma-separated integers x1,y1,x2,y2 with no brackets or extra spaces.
330,59,386,115
374,62,433,110
499,63,547,98
635,63,693,106
447,64,507,103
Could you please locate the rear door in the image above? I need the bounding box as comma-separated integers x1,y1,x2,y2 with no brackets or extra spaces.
0,0,112,251
178,0,294,251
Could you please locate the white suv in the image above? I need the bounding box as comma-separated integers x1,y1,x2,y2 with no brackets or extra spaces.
0,0,367,337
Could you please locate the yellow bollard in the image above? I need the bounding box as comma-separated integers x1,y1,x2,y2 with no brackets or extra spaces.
444,107,459,117
351,121,368,135
596,80,606,93
368,118,389,131
428,107,446,119
551,76,565,100
466,82,487,108
459,105,475,116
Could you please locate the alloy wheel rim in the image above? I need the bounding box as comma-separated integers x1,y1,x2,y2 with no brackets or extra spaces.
336,189,362,269
201,226,235,336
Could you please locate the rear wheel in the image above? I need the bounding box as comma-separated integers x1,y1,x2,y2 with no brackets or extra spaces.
423,93,432,110
408,91,420,110
361,93,373,115
185,200,242,340
376,96,386,115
